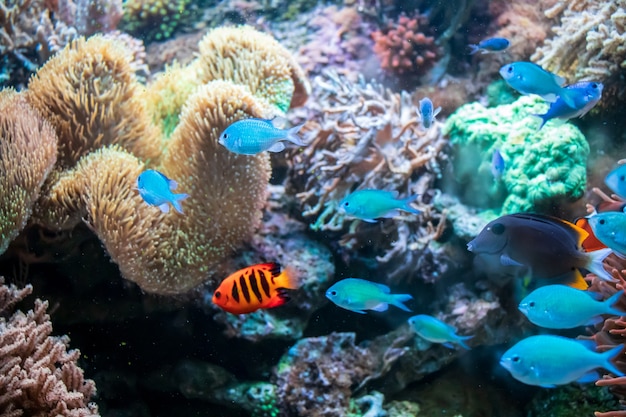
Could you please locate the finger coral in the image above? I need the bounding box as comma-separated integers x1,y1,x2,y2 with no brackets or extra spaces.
26,35,161,167
196,25,310,113
0,277,98,416
0,90,57,256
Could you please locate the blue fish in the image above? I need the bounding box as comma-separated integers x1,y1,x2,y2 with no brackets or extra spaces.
491,148,505,179
500,335,624,387
339,189,420,223
219,118,306,155
605,164,626,199
407,314,473,349
325,278,412,314
499,62,577,107
534,81,603,129
136,169,189,214
418,98,441,129
468,37,510,55
587,210,626,256
518,285,624,329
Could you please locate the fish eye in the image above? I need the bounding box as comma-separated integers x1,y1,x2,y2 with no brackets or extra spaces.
490,223,506,235
620,175,625,181
330,291,337,296
214,291,221,299
223,133,228,139
512,355,520,363
599,219,606,225
529,301,535,307
507,66,513,73
591,83,598,89
343,202,349,207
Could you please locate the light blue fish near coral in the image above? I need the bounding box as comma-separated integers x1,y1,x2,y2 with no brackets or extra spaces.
339,189,420,223
418,97,441,129
533,81,603,129
407,314,473,349
136,169,189,214
500,335,624,387
491,148,505,180
325,278,412,314
605,163,626,200
518,284,624,329
587,210,626,257
499,61,577,107
468,37,510,55
218,118,306,155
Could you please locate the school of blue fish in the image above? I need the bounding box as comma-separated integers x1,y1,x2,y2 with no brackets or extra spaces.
131,33,626,391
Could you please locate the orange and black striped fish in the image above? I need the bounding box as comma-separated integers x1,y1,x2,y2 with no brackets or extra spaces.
212,262,299,314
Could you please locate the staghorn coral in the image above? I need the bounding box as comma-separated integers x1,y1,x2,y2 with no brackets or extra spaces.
195,25,310,113
26,36,161,168
287,70,449,282
0,90,57,256
0,277,98,416
371,13,440,79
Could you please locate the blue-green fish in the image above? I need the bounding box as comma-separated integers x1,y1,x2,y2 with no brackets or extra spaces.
605,164,626,199
137,169,189,214
534,81,603,129
418,98,441,129
218,118,306,155
339,190,420,223
518,285,624,329
407,314,473,349
587,210,626,256
500,335,624,387
325,278,412,314
468,37,510,55
499,62,576,107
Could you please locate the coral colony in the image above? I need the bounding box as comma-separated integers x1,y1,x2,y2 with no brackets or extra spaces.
1,1,626,417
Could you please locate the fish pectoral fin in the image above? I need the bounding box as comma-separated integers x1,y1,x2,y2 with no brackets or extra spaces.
500,254,524,267
442,342,455,349
158,203,170,213
371,303,389,312
576,371,600,384
267,142,286,153
168,179,178,190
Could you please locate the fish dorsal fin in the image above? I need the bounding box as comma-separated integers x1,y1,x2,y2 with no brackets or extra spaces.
375,282,391,293
512,213,588,248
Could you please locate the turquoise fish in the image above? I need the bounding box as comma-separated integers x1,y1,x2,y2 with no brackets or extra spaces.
499,62,577,107
605,164,626,200
500,335,624,387
218,118,305,155
518,284,624,329
325,278,412,314
587,210,626,256
534,81,603,129
418,97,441,129
468,37,509,55
407,314,473,349
136,169,189,214
339,189,420,223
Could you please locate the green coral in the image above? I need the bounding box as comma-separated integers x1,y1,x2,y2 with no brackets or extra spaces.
527,385,621,417
120,0,197,42
443,95,589,214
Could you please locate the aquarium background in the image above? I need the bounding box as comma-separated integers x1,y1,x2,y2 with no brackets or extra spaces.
1,0,626,416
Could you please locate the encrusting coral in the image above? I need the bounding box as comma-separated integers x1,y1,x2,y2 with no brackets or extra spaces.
0,277,98,416
0,90,57,256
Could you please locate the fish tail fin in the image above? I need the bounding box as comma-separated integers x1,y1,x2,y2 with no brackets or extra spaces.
600,344,625,377
559,87,577,108
390,293,413,312
586,247,616,282
532,113,549,130
457,335,473,350
468,44,479,55
286,123,306,146
604,290,626,316
401,195,421,215
172,193,190,214
276,265,301,290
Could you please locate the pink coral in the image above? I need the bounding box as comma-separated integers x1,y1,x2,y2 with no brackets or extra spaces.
371,14,440,77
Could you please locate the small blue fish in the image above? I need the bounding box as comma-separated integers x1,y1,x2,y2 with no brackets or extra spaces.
218,118,306,155
325,278,412,314
518,285,624,329
605,164,626,199
500,335,624,387
587,210,626,256
339,190,420,223
468,37,510,55
534,81,603,129
499,62,576,107
137,169,189,214
418,98,441,129
491,149,505,179
407,314,473,349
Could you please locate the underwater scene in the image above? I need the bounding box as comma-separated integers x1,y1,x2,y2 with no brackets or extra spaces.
2,0,626,416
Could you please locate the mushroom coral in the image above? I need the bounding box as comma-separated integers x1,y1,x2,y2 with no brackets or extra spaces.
0,90,57,255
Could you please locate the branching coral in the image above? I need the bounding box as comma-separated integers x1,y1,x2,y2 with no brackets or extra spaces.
371,13,440,78
0,90,57,256
0,277,98,416
26,36,161,168
287,70,448,282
